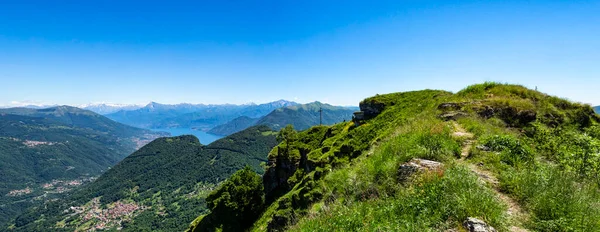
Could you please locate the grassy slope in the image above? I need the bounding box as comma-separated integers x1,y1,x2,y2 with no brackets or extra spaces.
190,83,600,232
10,125,278,232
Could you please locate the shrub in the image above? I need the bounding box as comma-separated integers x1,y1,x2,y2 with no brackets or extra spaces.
191,166,264,232
481,135,533,166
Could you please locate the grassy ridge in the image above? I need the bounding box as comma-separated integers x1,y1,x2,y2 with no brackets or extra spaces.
190,83,600,231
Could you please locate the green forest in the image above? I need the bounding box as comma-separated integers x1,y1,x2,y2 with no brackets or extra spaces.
9,125,278,231
0,107,162,227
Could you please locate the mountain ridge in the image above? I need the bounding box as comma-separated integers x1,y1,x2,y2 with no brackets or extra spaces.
105,100,299,129
208,101,355,136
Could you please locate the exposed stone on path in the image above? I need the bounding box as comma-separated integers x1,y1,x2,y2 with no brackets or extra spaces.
463,217,497,232
397,158,443,182
440,111,469,121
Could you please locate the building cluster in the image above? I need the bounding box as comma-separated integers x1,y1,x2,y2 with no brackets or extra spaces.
6,187,32,196
71,198,146,230
23,140,57,147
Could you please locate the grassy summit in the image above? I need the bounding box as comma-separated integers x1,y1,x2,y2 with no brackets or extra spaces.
190,83,600,232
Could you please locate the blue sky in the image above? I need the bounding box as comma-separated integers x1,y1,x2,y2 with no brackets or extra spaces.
1,0,599,106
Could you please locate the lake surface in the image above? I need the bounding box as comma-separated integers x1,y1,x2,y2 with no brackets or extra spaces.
151,128,224,145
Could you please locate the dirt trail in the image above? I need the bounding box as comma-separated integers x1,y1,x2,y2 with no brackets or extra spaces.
451,122,529,232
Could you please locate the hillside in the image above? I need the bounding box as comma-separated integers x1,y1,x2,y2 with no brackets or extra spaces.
209,102,355,136
0,106,164,227
190,83,600,232
10,125,278,231
106,100,298,129
208,116,260,136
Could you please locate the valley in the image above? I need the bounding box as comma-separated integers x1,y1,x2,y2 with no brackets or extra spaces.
0,106,165,227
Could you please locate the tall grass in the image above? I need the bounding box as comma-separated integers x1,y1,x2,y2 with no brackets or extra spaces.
500,165,600,231
291,166,507,231
287,118,507,231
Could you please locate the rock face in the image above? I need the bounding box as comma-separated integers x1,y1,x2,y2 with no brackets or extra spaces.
463,217,497,232
438,102,469,121
397,158,444,182
438,102,466,111
359,100,386,119
263,154,301,204
263,146,313,204
439,111,469,121
473,104,537,127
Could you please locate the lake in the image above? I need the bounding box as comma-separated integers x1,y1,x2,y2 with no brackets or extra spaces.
151,128,224,145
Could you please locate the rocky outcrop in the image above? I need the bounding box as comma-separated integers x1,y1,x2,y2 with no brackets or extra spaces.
438,102,466,111
397,158,444,182
463,217,497,232
359,100,386,119
439,111,469,121
263,147,314,204
474,104,537,127
438,102,469,121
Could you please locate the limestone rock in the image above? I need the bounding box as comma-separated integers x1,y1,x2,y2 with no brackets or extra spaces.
397,158,443,182
359,100,386,119
439,111,469,121
438,102,465,111
463,217,497,232
476,145,491,151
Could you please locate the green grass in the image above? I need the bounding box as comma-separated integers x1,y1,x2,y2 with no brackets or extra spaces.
291,166,506,232
193,83,600,232
499,165,600,231
458,98,600,232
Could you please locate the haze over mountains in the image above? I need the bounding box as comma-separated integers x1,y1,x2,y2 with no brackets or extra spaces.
104,100,300,129
80,103,144,115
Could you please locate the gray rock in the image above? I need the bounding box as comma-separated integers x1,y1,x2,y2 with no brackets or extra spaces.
397,158,443,182
359,100,386,119
463,217,497,232
438,102,465,111
439,111,469,121
476,145,491,151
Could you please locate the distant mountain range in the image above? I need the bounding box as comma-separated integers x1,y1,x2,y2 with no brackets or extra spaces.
0,106,165,226
594,106,599,114
80,103,144,115
12,125,278,231
208,102,356,136
105,100,299,130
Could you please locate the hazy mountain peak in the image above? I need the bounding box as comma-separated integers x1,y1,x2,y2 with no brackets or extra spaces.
80,103,144,115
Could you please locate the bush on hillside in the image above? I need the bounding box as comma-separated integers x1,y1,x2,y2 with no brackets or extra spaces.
191,166,264,232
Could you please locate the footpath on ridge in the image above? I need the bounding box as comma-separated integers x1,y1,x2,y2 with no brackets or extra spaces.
451,122,529,232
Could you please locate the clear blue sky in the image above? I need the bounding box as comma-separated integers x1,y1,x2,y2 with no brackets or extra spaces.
1,0,599,106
